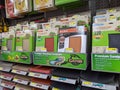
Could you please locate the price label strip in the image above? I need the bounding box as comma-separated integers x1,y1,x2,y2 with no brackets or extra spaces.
11,69,27,75
1,81,14,89
0,67,11,72
30,82,49,90
82,80,116,90
0,75,13,81
13,78,29,85
28,72,48,79
51,76,76,84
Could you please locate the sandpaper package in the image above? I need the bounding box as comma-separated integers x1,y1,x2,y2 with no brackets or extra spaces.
16,30,35,52
2,30,15,51
36,27,58,52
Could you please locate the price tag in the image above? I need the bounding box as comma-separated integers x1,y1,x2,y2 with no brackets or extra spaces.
69,21,77,27
1,81,14,89
52,87,60,90
11,69,27,75
30,82,49,89
0,67,11,72
105,48,118,53
14,87,22,90
0,67,3,70
82,81,92,86
28,72,48,79
40,48,47,52
65,48,73,53
82,80,105,89
13,78,29,85
51,76,76,84
0,75,13,81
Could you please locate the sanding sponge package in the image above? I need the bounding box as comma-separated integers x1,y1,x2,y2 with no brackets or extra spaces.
1,30,15,51
16,30,35,52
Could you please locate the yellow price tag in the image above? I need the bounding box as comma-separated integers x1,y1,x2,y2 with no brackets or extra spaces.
83,81,92,85
52,76,59,79
107,48,117,51
0,67,3,70
108,8,115,13
69,21,76,27
53,87,60,90
29,72,34,76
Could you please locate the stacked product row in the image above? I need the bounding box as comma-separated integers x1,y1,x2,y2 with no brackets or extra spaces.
0,61,118,90
1,13,89,53
5,0,86,18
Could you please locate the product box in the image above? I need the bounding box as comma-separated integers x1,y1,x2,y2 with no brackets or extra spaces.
16,30,35,52
5,0,17,18
36,28,58,52
58,15,88,53
14,0,32,15
58,27,87,53
92,21,120,53
33,0,55,12
1,30,16,51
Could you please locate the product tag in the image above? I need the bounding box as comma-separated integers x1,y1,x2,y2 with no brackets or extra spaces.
52,87,60,90
28,72,48,79
51,76,76,84
40,48,47,52
30,82,49,89
13,78,29,85
12,69,27,75
65,48,73,53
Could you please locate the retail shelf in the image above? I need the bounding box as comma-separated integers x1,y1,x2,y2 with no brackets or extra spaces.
81,80,118,90
28,72,49,79
51,76,77,85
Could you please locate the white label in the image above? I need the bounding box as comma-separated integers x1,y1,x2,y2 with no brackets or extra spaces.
82,80,117,90
0,75,13,81
13,78,29,85
30,82,49,89
11,69,27,75
28,72,48,79
0,67,11,72
1,82,14,89
51,76,76,84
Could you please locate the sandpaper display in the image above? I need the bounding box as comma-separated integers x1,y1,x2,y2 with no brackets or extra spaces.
69,36,81,53
45,38,54,52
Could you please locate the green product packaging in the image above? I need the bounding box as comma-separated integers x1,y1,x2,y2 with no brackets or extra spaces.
33,52,87,70
36,28,58,52
92,21,120,73
2,30,16,51
16,30,35,52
